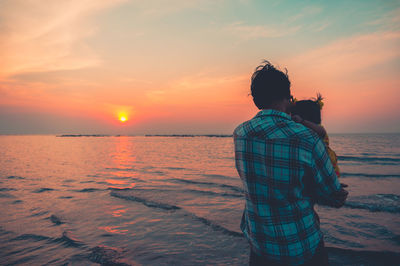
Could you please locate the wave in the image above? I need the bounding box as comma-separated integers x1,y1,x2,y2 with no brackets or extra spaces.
340,173,400,178
165,167,186,170
326,246,400,266
360,152,400,157
59,196,73,199
74,188,104,193
10,231,85,248
11,233,51,242
49,215,64,225
87,174,101,178
201,173,236,180
33,188,54,193
191,214,243,238
0,188,16,191
4,226,132,265
7,175,25,179
110,189,243,238
112,185,242,199
54,231,85,248
105,167,136,172
0,192,16,198
186,189,243,198
30,211,49,217
214,184,243,193
79,180,95,184
3,225,129,265
338,156,400,163
110,191,181,210
146,170,166,175
344,194,400,213
88,246,131,266
167,178,243,193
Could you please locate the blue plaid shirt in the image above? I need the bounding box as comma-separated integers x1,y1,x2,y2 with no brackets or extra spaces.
234,109,341,265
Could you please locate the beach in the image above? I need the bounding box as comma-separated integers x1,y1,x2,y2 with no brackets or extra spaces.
0,134,399,265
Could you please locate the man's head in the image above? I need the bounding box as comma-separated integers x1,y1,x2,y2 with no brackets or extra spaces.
250,61,291,110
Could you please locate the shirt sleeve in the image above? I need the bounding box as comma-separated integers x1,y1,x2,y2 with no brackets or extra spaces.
310,137,342,207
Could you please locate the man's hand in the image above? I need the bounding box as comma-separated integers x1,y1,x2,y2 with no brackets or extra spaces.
332,188,348,208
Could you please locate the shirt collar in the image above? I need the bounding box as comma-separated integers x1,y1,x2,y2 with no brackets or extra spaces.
255,109,291,120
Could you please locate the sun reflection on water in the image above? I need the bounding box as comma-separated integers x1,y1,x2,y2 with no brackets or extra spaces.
105,137,138,189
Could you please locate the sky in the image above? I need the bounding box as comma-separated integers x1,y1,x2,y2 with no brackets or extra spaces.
0,0,399,135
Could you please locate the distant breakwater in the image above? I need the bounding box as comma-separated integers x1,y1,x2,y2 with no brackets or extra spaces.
57,134,233,138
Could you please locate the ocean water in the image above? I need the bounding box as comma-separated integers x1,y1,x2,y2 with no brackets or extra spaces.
0,134,399,265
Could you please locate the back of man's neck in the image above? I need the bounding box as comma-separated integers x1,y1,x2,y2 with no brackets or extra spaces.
262,103,287,113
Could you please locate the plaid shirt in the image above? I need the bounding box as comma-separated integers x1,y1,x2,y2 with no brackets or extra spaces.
234,109,341,265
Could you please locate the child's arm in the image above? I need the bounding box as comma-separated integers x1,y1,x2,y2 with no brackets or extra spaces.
303,120,326,138
292,115,327,138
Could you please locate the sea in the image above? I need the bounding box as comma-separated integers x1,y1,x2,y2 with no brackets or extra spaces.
0,134,399,265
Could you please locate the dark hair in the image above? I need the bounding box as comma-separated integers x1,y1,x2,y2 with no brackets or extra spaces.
291,94,323,124
250,60,291,109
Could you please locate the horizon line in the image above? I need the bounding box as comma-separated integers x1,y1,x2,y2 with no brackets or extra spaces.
1,132,400,137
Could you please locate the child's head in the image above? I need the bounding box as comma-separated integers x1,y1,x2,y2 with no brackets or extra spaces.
291,94,323,124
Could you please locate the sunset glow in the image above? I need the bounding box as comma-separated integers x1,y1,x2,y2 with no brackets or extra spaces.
0,0,399,134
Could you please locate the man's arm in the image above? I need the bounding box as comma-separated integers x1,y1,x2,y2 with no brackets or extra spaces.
310,138,348,208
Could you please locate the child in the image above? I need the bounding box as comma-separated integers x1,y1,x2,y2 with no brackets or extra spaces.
291,94,341,177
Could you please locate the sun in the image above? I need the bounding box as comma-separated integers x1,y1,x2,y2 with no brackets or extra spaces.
117,110,131,123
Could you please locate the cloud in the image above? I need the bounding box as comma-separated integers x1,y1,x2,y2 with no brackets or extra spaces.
286,31,400,80
133,69,250,110
0,0,127,78
308,21,331,32
287,6,322,23
223,5,323,40
129,0,224,19
225,21,301,40
364,7,400,30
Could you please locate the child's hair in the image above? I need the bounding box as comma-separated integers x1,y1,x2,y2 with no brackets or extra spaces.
291,93,324,124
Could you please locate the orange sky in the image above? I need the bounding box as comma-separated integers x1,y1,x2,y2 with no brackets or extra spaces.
0,0,399,134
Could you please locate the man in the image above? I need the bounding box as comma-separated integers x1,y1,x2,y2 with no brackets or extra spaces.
234,61,348,266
